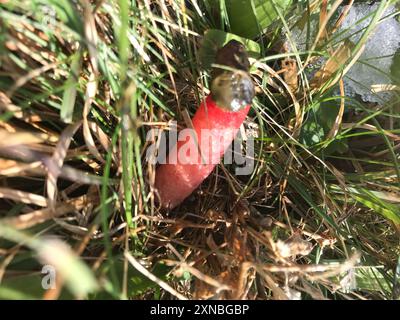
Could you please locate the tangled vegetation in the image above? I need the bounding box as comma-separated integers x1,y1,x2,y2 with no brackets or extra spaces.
0,0,399,300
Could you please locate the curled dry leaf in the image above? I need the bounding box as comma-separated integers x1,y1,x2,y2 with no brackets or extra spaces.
0,160,42,176
0,159,104,185
370,84,400,93
45,121,82,209
310,40,354,91
0,187,48,207
80,12,105,164
88,121,110,152
0,91,43,122
260,62,303,137
82,0,99,73
326,79,345,140
0,129,47,148
83,71,104,164
0,195,92,229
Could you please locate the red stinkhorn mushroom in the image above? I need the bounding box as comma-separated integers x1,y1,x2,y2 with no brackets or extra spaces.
155,40,254,209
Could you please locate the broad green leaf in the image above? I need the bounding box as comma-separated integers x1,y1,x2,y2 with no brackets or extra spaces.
224,0,292,38
300,100,348,153
199,29,260,69
299,103,325,147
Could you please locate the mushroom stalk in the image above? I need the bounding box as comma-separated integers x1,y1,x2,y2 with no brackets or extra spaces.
155,40,254,209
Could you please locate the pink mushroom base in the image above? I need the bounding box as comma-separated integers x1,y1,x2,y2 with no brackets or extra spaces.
155,95,250,209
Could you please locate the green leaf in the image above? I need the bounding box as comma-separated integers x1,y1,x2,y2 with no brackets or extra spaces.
0,273,74,300
0,277,39,300
329,266,391,294
354,267,392,293
299,104,325,147
224,0,292,38
391,48,400,85
0,224,98,298
61,49,82,123
300,100,348,153
94,259,171,299
37,0,84,36
199,29,260,69
347,187,400,226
